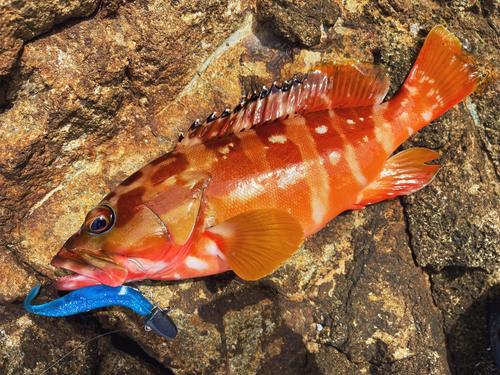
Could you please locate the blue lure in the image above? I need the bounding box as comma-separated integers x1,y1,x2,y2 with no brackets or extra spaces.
25,284,177,339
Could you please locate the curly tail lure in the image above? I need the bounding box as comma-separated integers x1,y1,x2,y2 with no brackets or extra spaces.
25,284,177,339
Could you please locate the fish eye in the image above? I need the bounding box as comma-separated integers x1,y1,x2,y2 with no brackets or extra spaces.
84,205,115,235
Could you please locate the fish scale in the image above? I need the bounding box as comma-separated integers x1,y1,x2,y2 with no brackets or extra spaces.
51,26,478,290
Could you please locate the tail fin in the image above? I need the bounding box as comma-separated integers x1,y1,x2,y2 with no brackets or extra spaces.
398,26,478,131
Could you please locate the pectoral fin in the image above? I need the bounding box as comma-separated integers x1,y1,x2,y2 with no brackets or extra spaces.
206,209,304,281
350,147,441,209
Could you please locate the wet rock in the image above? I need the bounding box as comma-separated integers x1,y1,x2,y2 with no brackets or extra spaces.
404,105,500,272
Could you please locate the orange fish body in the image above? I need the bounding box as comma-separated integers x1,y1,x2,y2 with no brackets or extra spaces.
52,26,478,290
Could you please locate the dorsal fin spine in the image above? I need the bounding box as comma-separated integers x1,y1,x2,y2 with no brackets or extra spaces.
177,62,390,148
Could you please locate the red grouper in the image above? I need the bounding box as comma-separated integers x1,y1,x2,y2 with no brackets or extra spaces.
52,26,478,290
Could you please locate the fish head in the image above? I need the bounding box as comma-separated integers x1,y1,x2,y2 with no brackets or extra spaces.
51,170,210,291
51,202,174,290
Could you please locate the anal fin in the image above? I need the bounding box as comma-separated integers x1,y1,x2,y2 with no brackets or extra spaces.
205,209,304,281
349,148,441,209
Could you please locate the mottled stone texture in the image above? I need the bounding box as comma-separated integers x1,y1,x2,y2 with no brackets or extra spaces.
0,0,100,76
0,0,499,374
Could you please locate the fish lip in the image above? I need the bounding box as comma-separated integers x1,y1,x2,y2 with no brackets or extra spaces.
51,247,128,290
53,273,102,291
51,253,103,290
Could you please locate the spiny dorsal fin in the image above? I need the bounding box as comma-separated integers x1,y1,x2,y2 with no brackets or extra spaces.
177,62,390,148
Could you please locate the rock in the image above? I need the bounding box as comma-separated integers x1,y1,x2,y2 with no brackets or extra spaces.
0,296,168,374
0,301,98,374
98,200,449,374
0,247,40,304
0,0,100,76
0,0,499,374
431,269,500,375
256,0,341,47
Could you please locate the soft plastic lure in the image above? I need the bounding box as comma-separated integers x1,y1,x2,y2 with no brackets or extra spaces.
25,284,177,339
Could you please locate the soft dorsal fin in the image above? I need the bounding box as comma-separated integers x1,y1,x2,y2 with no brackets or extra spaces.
177,62,390,148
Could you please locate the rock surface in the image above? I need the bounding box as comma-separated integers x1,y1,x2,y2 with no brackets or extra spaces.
0,0,100,76
0,0,499,374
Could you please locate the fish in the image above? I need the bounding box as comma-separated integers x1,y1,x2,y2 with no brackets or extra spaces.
51,26,478,291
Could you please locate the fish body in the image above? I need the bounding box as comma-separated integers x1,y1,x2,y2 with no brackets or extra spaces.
52,26,478,290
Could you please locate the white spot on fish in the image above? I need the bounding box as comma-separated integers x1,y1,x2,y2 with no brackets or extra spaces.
218,142,234,155
406,84,418,96
429,79,435,84
359,117,364,121
219,145,230,154
276,165,305,188
268,134,287,144
347,119,355,124
174,273,181,279
185,256,209,270
206,239,226,261
312,197,326,225
363,136,369,142
422,111,432,122
408,128,414,136
427,88,435,97
374,124,393,154
315,125,328,134
329,151,341,165
345,144,367,185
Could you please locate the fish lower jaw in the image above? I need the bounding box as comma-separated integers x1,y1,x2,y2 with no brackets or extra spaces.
54,273,103,291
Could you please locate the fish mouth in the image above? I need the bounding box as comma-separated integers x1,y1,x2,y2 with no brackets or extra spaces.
51,247,128,291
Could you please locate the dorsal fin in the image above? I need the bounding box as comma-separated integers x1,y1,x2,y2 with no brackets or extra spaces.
177,62,390,148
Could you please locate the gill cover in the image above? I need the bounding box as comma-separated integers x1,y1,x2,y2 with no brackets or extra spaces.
52,172,210,290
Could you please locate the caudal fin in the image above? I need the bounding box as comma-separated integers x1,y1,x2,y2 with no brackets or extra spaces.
398,26,478,132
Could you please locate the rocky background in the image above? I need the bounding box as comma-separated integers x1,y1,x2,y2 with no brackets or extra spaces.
0,0,499,374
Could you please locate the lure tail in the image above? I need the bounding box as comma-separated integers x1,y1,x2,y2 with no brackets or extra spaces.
394,25,478,136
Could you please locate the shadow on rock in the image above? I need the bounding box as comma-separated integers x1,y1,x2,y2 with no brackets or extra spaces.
198,282,324,375
432,268,500,374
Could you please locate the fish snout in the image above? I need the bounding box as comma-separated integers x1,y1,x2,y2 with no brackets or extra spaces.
51,246,128,290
